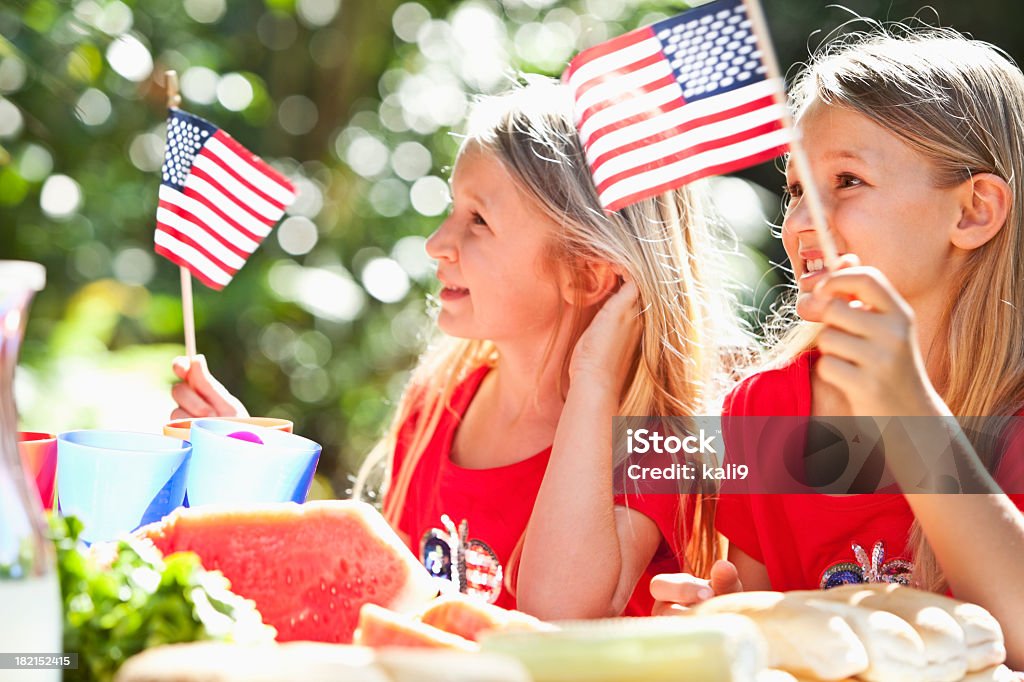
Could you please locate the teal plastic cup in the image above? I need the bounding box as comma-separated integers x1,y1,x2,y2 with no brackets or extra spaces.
56,430,191,544
186,419,321,506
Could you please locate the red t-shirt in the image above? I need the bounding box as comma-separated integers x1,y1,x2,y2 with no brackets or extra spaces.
388,365,685,615
717,351,1024,592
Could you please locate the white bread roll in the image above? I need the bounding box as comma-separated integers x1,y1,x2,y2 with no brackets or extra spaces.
757,670,799,682
694,591,868,680
962,664,1018,682
820,583,1005,672
813,585,968,682
792,593,927,682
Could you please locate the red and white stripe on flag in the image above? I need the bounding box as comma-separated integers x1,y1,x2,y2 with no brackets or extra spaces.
564,0,791,211
155,108,296,290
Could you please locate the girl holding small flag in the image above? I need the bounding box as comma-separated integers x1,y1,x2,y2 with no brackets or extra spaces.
646,28,1024,665
171,77,752,617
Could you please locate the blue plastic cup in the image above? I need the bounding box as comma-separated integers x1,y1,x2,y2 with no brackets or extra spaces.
186,419,321,506
56,430,191,544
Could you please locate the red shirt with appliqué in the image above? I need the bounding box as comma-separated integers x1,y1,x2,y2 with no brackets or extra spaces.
716,350,1024,592
388,365,686,615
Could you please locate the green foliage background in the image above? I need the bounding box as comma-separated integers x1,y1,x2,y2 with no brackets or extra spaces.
3,0,1022,497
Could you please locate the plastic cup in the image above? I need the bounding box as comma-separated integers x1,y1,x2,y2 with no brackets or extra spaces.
186,418,320,506
163,416,293,442
57,430,191,544
17,431,58,510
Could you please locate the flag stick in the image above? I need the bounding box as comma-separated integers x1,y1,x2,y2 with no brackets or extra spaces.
165,70,197,358
741,0,840,268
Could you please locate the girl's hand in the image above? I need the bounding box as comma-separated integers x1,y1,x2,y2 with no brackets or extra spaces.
808,255,945,417
650,560,743,615
169,354,249,419
569,279,641,394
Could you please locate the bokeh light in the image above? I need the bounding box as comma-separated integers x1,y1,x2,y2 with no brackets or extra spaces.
278,95,318,135
392,3,431,43
181,66,219,105
391,141,432,181
277,216,320,256
40,174,83,219
0,98,24,138
106,34,153,82
410,176,449,216
19,145,54,182
112,247,156,286
75,88,112,127
183,0,226,24
361,258,411,303
0,57,27,94
297,0,340,28
216,73,254,111
344,134,390,178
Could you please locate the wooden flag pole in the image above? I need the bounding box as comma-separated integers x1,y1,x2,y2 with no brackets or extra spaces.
165,70,197,359
741,0,840,269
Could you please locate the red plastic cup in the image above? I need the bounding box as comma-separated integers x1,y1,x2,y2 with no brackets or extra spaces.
17,431,58,510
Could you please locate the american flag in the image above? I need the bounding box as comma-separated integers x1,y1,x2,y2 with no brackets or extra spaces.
564,0,791,211
155,109,296,290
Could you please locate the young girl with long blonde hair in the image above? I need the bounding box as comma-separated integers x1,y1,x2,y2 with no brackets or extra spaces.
172,77,750,617
647,28,1024,665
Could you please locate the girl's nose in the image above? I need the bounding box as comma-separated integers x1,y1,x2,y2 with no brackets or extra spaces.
782,192,817,238
425,217,457,262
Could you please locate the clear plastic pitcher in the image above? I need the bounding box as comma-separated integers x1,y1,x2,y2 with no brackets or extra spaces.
0,261,62,681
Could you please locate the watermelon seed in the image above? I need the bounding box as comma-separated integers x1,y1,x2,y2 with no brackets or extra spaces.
343,599,352,609
345,581,352,590
356,577,364,586
330,586,337,595
320,579,327,592
328,601,336,611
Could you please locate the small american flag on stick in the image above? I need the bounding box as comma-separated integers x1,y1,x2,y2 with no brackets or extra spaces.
155,108,296,290
565,0,791,211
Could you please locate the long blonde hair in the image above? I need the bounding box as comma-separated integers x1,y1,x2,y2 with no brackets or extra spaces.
354,77,753,584
770,27,1024,590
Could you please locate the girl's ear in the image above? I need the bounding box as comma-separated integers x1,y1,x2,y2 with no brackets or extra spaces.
560,259,620,307
952,172,1012,250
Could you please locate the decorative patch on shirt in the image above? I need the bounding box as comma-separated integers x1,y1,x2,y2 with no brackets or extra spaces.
420,514,503,604
819,540,914,590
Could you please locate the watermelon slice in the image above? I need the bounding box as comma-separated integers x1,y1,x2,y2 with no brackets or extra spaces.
355,603,478,651
137,501,438,643
418,594,554,641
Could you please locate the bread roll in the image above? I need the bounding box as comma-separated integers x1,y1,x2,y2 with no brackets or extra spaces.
962,664,1018,682
757,670,799,682
820,584,1005,672
789,593,927,682
813,585,968,682
694,591,868,680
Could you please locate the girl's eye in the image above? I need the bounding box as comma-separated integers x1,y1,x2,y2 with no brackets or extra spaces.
470,211,488,227
837,174,863,189
782,182,803,199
